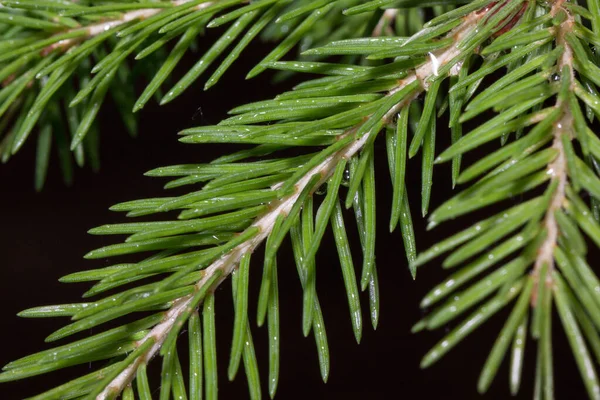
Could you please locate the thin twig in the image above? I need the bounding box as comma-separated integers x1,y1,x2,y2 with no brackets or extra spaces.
531,5,575,303
41,0,212,55
372,9,398,37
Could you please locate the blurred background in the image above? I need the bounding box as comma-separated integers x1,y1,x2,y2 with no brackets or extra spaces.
0,35,591,400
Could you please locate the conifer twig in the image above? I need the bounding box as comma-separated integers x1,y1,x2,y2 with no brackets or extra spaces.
42,0,213,55
531,3,575,302
372,9,398,37
96,6,492,398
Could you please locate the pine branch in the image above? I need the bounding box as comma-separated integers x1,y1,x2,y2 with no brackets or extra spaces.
96,9,489,395
3,1,600,399
531,1,574,302
41,0,213,55
0,0,363,189
412,1,600,398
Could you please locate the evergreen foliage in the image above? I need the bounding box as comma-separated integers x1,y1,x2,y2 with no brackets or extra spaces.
1,0,600,399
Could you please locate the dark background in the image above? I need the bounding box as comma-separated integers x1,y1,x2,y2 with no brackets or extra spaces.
0,39,592,400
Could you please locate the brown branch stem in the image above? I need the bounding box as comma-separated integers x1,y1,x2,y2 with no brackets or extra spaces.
372,9,398,37
531,4,575,303
41,0,211,55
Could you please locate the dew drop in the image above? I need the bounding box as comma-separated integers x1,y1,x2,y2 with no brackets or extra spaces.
342,166,351,186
